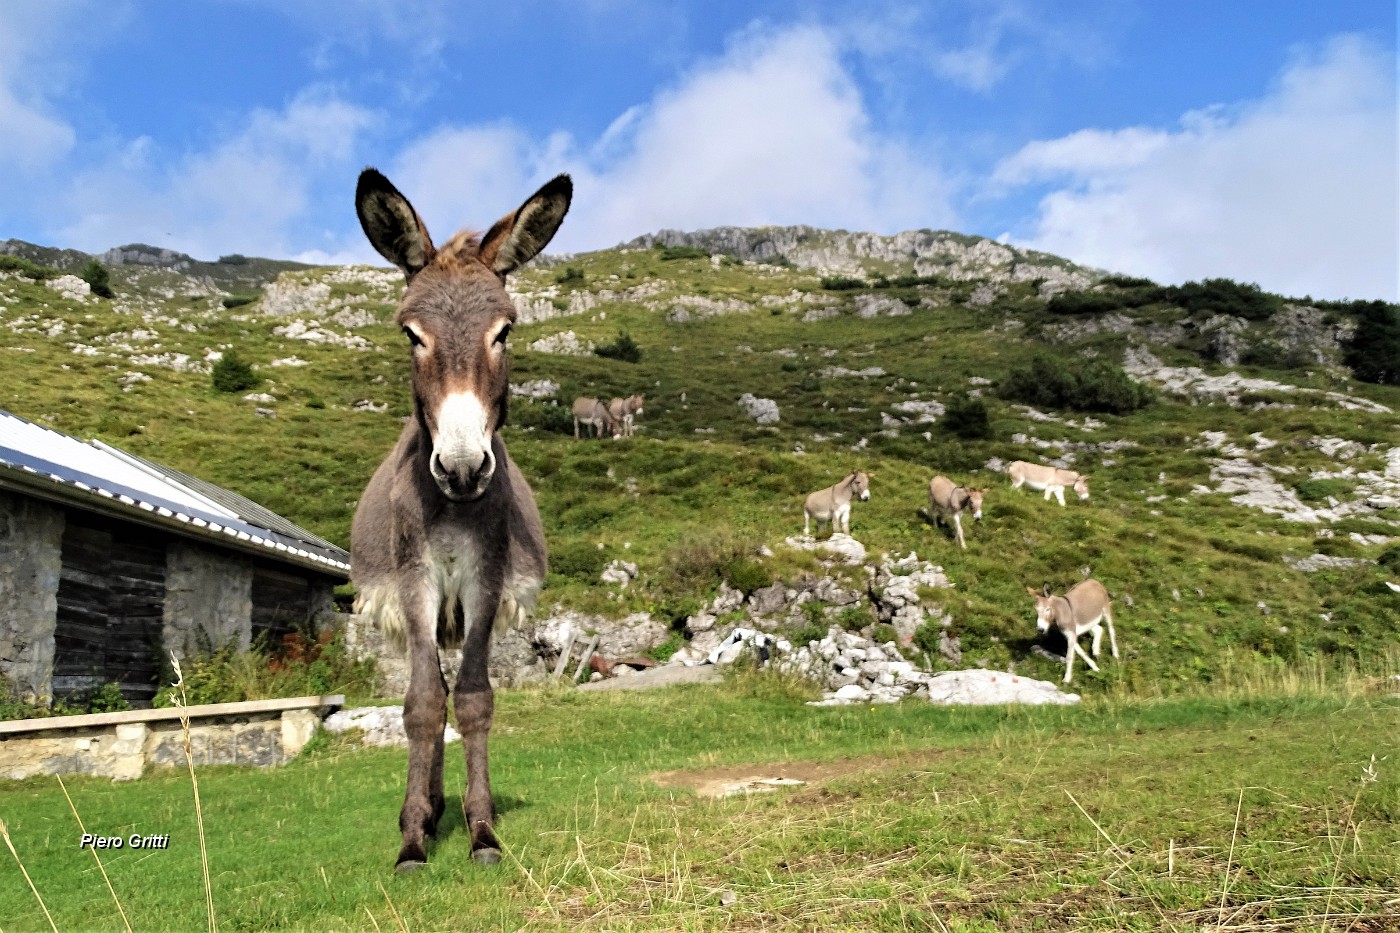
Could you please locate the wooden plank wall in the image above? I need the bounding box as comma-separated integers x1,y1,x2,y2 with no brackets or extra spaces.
52,515,166,703
251,561,312,647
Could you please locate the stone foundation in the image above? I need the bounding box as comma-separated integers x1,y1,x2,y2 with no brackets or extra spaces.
0,697,336,781
0,490,65,703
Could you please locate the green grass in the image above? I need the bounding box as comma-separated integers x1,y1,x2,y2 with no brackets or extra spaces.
1,673,1396,930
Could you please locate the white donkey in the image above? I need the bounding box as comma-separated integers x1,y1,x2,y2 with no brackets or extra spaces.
607,394,644,438
571,397,615,439
927,476,986,549
1008,460,1090,507
1027,579,1118,684
803,470,870,535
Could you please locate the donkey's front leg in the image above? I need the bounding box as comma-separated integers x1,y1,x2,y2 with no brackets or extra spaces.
454,600,502,865
398,615,447,872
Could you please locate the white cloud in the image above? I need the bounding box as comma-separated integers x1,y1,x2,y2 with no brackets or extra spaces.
56,90,377,260
994,35,1398,301
381,24,957,254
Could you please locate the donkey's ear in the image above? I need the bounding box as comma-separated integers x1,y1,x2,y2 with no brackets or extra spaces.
356,169,435,279
1043,583,1052,596
479,174,572,277
1025,587,1039,597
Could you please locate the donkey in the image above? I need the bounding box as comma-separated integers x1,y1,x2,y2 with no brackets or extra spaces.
607,394,645,438
1027,579,1118,684
1008,460,1090,507
350,168,569,872
927,476,986,549
803,470,870,535
571,397,615,439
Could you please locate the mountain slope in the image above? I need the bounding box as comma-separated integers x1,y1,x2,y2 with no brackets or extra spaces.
0,231,1396,689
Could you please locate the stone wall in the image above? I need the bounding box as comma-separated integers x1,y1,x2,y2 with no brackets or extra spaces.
341,611,549,697
0,708,322,781
162,541,253,659
0,491,64,703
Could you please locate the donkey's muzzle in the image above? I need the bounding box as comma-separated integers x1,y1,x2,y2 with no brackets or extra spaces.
432,449,495,501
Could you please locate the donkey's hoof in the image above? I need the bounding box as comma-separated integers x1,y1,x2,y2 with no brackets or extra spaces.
472,847,502,866
395,858,426,874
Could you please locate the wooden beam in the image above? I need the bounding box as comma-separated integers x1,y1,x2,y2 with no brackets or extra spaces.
0,694,346,735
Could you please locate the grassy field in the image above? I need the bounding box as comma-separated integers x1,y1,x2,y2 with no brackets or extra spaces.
1,668,1397,931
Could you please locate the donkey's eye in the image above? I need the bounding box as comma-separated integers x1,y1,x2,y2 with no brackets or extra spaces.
493,323,512,346
403,326,424,348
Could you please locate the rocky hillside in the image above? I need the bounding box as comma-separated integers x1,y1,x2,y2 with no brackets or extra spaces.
0,229,1396,691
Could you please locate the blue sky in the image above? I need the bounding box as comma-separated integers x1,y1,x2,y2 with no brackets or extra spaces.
1,1,1395,300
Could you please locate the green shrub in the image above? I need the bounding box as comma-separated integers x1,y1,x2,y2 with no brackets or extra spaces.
1000,354,1153,414
554,265,586,285
1379,545,1400,572
79,259,114,298
549,540,609,584
1344,300,1400,385
594,330,642,363
718,556,772,595
211,350,261,392
1167,278,1283,321
1293,478,1355,503
942,393,991,438
218,254,250,265
820,275,866,291
222,293,259,309
658,245,709,261
0,254,61,280
154,631,377,707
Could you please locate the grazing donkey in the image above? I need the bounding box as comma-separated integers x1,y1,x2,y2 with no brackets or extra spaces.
803,470,870,535
571,396,615,438
1008,460,1090,507
1027,579,1118,684
350,168,570,871
927,476,986,549
607,394,645,438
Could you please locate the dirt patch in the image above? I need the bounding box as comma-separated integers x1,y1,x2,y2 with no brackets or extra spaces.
651,749,944,799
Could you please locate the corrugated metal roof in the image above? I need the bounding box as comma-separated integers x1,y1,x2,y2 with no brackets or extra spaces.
0,410,349,574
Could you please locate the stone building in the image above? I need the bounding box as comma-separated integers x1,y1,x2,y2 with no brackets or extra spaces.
0,410,348,707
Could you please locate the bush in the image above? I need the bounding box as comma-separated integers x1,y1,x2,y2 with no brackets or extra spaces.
1344,301,1400,385
658,245,709,261
549,540,609,584
718,556,772,595
820,275,866,291
1293,478,1355,503
942,393,992,438
1166,278,1283,321
594,330,642,363
79,259,114,298
211,350,261,393
554,265,585,285
221,293,259,309
999,354,1153,414
153,632,377,707
218,254,250,265
0,254,61,280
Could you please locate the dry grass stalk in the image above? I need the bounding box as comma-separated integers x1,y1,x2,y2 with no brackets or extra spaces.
170,652,218,932
377,880,410,933
58,774,133,933
1320,755,1380,932
1218,788,1246,928
0,816,59,933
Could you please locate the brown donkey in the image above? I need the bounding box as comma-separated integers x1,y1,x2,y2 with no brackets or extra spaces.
351,168,569,871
